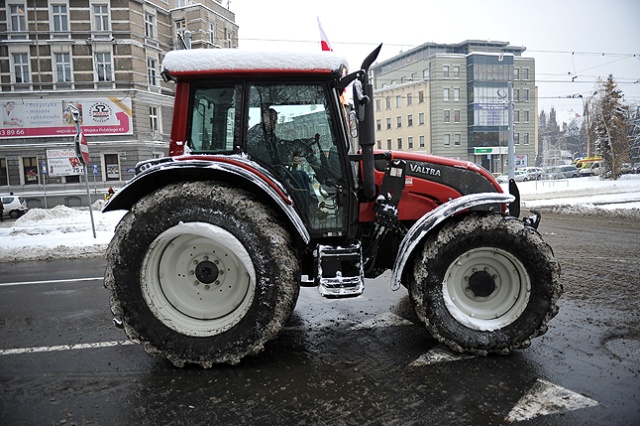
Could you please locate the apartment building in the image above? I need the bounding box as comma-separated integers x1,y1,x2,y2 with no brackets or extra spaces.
371,40,538,174
0,0,237,205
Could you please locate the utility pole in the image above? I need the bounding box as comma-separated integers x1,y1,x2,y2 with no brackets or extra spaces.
507,81,515,180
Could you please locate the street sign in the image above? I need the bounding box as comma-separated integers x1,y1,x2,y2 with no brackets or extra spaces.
42,161,47,175
92,164,98,175
76,132,90,165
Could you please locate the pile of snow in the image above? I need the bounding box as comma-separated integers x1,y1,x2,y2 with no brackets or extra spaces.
1,175,638,263
0,202,126,263
512,174,640,218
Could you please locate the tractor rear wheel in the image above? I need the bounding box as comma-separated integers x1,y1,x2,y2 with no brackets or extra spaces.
409,213,562,355
105,181,300,367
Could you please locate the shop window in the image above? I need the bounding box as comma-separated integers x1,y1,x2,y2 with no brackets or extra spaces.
23,157,39,185
0,158,7,186
104,153,120,181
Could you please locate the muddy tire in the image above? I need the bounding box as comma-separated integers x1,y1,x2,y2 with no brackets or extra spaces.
104,181,300,367
409,213,562,355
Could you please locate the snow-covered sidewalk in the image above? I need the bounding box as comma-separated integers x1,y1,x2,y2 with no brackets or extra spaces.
1,175,639,263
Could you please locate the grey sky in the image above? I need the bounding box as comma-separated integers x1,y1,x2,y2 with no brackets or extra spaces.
230,0,640,124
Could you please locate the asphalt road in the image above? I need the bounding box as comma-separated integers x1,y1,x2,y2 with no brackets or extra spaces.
0,213,638,425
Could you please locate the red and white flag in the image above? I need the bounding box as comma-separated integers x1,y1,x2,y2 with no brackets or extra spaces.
317,17,333,52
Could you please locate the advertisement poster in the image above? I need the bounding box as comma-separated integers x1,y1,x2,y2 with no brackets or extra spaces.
1,97,132,139
46,149,83,176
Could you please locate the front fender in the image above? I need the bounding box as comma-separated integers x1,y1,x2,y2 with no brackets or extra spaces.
103,157,311,245
390,192,514,291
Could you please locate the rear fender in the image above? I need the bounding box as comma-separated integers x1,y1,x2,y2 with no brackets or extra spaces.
390,192,514,291
103,158,311,245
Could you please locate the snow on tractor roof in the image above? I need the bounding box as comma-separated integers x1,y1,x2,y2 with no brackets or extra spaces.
162,49,349,77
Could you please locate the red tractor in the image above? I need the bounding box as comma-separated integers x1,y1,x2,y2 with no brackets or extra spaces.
104,45,561,367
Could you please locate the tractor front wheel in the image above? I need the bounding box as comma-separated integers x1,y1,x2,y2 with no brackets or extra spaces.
409,213,562,355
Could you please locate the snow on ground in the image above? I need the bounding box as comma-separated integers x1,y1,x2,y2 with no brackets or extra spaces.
1,175,639,264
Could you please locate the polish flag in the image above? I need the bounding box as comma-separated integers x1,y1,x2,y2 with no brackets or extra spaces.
317,17,333,52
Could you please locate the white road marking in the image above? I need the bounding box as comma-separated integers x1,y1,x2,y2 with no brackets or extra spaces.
0,340,135,356
0,277,103,287
410,347,475,366
505,378,599,422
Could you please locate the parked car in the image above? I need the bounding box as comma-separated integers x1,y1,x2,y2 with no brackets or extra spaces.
520,167,543,180
1,195,28,219
579,161,602,177
496,169,529,183
621,163,633,174
543,165,580,179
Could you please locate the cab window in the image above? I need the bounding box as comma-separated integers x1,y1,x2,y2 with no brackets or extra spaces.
188,86,236,153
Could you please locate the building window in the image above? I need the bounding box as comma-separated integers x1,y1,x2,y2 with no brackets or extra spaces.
376,119,381,131
55,53,72,82
514,68,520,80
386,118,391,130
23,157,39,185
418,91,424,103
376,99,381,111
523,68,530,80
423,68,429,79
524,89,530,101
145,12,157,39
407,114,413,127
396,116,402,128
385,97,391,109
444,110,451,123
444,134,450,146
523,133,530,145
443,65,450,78
397,138,402,150
408,136,414,149
524,110,530,123
419,112,425,125
514,110,520,123
419,135,425,148
9,3,27,32
454,133,461,146
396,95,402,108
454,110,461,123
13,53,30,83
225,29,232,47
147,57,157,85
453,88,460,101
443,88,449,101
407,93,413,106
514,89,520,101
386,139,392,150
514,133,520,145
92,4,110,32
51,4,69,32
209,22,216,45
453,65,460,79
377,140,382,149
150,106,161,133
95,52,112,81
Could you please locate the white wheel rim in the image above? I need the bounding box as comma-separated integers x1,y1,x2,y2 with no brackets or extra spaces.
141,222,256,337
442,247,531,331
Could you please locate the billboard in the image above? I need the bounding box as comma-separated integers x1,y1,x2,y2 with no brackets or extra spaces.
46,149,83,176
1,97,132,139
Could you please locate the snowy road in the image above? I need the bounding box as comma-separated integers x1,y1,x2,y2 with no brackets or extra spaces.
1,213,638,425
